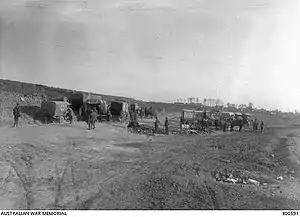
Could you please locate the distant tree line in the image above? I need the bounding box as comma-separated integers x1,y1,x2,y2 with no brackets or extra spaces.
174,97,291,115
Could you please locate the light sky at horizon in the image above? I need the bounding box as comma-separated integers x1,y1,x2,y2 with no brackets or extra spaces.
1,0,300,111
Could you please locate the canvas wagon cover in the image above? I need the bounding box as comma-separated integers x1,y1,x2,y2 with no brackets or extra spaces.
220,112,235,118
99,100,108,114
110,101,125,115
41,101,70,117
86,98,101,105
182,109,194,120
194,110,204,120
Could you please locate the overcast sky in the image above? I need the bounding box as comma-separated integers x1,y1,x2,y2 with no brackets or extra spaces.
1,0,300,111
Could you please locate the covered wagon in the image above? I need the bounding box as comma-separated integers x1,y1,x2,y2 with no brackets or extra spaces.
40,101,70,123
69,92,109,122
109,101,129,122
180,109,211,130
85,98,109,122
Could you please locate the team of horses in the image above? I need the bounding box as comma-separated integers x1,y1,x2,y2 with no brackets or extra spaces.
181,110,251,132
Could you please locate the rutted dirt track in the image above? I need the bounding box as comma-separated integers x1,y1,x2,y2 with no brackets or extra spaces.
0,121,300,209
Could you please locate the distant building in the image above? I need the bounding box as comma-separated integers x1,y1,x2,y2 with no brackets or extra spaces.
203,98,224,107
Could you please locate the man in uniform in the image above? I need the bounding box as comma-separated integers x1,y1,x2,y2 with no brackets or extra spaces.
65,105,73,124
254,119,259,131
164,117,169,135
107,109,111,122
91,108,98,129
12,103,21,128
203,110,207,119
260,120,264,133
223,118,227,132
86,107,93,130
79,106,83,121
215,119,219,131
154,117,160,134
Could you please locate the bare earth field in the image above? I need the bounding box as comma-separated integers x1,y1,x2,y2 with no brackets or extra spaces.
1,118,300,209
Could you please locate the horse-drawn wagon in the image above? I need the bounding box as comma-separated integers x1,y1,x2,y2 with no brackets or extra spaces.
180,109,212,131
40,101,71,123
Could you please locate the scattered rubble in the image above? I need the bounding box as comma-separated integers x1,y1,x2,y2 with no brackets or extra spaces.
214,170,261,185
247,178,260,185
214,170,248,185
127,123,156,136
127,122,212,136
276,176,283,181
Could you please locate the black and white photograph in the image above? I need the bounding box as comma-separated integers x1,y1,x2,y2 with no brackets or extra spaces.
0,0,300,212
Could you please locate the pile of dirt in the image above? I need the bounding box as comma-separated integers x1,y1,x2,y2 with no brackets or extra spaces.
0,91,43,127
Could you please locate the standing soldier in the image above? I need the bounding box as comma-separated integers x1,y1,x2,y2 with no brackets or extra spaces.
91,108,97,129
165,117,169,135
214,119,219,131
260,120,264,133
141,107,145,118
107,109,111,122
65,105,73,124
144,107,147,118
86,107,92,130
79,106,83,121
154,117,160,134
255,119,259,131
253,119,257,131
223,118,227,132
12,103,21,128
203,110,207,119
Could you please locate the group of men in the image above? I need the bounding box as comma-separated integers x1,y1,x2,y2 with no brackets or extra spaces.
253,119,264,133
154,116,169,135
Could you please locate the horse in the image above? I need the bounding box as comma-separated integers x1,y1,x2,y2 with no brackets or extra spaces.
229,116,249,132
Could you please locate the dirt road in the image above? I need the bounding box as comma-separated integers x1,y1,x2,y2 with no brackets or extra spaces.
0,121,300,209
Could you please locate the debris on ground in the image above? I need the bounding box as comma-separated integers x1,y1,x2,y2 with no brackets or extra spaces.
127,122,213,136
214,170,262,185
276,176,283,181
172,127,212,135
127,122,155,136
214,170,248,185
189,130,198,134
247,178,260,185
